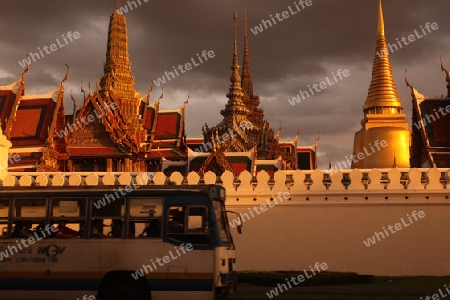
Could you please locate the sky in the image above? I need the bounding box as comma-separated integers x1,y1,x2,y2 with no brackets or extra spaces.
0,0,449,169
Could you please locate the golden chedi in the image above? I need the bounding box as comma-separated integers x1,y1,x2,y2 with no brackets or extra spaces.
352,0,410,169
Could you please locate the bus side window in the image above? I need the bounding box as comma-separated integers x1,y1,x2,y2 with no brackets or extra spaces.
166,205,211,245
136,219,161,238
91,198,124,238
128,198,163,238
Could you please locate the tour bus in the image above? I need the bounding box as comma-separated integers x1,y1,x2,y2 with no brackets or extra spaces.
0,184,239,300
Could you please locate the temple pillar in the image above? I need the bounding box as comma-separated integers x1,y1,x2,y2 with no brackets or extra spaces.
107,158,113,172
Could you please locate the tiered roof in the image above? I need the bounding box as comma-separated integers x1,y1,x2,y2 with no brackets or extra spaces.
0,64,68,171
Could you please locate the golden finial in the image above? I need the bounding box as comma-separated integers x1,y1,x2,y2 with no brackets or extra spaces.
88,78,91,95
181,94,190,110
440,53,450,84
21,54,31,83
157,89,164,102
60,63,70,91
404,69,413,89
80,81,86,101
378,0,384,36
95,77,99,93
70,90,79,118
143,82,154,106
315,131,320,148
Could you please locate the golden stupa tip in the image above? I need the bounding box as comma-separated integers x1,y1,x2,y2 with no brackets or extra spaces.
378,0,385,36
364,0,402,110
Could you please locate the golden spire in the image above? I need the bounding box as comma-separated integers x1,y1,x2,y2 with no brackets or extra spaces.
222,10,248,119
363,0,403,112
229,10,242,95
99,9,135,100
241,0,253,97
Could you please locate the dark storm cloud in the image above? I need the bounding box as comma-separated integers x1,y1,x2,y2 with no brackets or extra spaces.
0,0,449,168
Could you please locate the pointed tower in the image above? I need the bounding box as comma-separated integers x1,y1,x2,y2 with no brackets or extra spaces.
240,1,264,129
99,10,139,125
220,10,250,123
241,0,253,98
351,0,410,168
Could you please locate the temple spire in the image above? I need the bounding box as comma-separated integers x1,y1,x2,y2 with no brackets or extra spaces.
222,10,248,118
363,0,402,112
241,0,253,97
230,10,241,93
99,10,135,100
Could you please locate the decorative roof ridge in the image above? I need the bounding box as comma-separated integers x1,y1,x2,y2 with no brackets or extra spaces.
46,64,69,145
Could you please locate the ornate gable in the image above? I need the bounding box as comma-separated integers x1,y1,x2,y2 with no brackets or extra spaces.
68,93,133,157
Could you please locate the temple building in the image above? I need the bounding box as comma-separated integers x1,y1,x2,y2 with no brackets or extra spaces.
0,3,316,175
185,7,316,177
351,0,410,169
407,54,450,168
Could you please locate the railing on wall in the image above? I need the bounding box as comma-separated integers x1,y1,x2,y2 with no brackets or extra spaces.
2,168,448,191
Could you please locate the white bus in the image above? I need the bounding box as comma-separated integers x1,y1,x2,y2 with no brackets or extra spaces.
0,184,239,300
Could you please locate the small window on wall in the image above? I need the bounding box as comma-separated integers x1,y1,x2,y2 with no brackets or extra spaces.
166,205,210,245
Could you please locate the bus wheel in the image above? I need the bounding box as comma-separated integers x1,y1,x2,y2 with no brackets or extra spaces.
97,271,151,300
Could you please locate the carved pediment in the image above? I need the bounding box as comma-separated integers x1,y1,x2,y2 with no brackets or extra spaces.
68,120,116,147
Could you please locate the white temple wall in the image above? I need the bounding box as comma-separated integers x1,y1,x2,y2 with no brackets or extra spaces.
2,168,450,275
